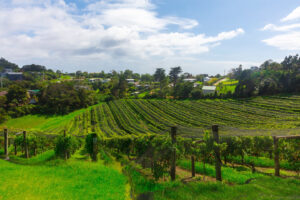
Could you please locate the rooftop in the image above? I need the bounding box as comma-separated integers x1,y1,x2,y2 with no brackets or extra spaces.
202,86,216,90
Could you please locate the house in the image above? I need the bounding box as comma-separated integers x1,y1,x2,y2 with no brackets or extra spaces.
88,78,98,83
202,86,216,95
204,77,211,82
75,85,91,90
193,82,201,87
101,78,111,83
1,68,23,81
183,78,196,82
126,79,135,84
250,66,259,71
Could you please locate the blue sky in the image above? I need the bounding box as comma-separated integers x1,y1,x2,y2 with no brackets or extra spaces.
0,0,300,75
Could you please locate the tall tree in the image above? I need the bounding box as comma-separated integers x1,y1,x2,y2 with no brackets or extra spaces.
154,68,166,90
169,66,182,97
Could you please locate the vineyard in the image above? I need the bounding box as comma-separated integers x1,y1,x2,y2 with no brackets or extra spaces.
1,96,300,200
2,95,300,137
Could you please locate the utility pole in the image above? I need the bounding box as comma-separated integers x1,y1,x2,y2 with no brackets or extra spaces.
1,74,3,88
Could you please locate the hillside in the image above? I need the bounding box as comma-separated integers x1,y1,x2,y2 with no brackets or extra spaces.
2,95,300,137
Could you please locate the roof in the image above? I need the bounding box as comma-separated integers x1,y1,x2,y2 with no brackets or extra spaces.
202,86,216,90
28,90,40,94
6,72,23,75
0,91,8,96
183,78,196,82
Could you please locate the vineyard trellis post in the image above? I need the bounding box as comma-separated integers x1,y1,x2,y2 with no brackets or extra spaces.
191,155,195,177
273,136,280,177
92,133,98,162
212,125,222,182
273,135,300,177
170,126,177,181
4,129,8,159
14,141,17,155
64,131,68,160
23,131,29,159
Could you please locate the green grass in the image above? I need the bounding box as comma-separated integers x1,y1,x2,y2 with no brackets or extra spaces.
153,176,300,200
124,160,300,200
178,159,264,184
217,85,236,94
0,157,127,200
8,150,56,165
138,91,149,98
228,155,294,170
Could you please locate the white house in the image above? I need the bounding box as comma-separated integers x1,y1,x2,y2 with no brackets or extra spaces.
202,86,216,95
204,77,211,82
183,78,196,82
101,78,111,83
126,79,135,84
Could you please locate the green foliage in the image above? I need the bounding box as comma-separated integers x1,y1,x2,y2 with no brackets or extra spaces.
39,82,96,114
54,135,80,159
85,133,99,160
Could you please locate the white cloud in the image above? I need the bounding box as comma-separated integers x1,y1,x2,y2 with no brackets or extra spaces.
262,6,300,50
261,23,300,31
281,6,300,22
0,0,244,71
262,32,300,50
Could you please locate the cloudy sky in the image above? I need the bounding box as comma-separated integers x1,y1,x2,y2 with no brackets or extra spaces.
0,0,300,74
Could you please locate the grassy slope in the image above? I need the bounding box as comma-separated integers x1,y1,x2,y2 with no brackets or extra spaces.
0,152,127,200
0,105,96,133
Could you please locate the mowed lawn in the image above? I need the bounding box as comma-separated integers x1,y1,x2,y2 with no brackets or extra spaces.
0,155,128,200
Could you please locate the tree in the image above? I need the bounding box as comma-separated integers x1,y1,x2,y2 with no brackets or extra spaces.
0,58,19,71
154,68,166,91
169,66,182,98
154,68,166,82
0,96,8,123
39,82,96,114
141,74,153,82
22,64,46,72
75,71,82,78
6,84,28,106
124,69,133,79
175,82,193,99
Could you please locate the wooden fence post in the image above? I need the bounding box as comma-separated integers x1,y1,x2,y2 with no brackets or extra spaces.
14,141,17,155
273,136,280,177
170,126,177,181
23,131,29,158
92,133,98,162
63,131,68,160
4,129,8,158
212,125,222,181
191,155,195,177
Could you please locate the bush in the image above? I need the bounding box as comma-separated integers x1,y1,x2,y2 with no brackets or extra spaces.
85,133,99,161
54,135,80,159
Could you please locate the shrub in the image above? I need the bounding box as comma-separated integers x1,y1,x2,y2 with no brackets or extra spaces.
54,135,80,160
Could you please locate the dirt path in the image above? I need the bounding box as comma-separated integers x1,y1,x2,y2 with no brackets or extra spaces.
214,78,228,86
176,167,216,183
